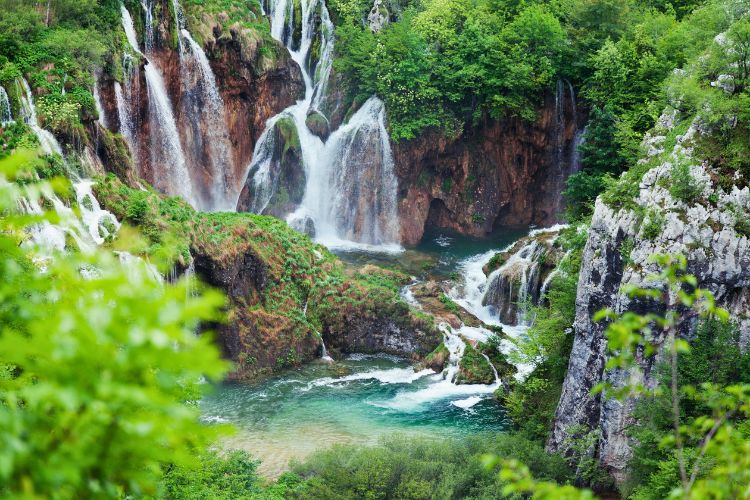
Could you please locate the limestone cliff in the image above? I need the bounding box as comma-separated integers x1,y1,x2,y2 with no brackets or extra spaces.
547,111,750,481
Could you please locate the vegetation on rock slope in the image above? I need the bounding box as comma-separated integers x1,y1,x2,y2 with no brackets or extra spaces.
94,174,441,378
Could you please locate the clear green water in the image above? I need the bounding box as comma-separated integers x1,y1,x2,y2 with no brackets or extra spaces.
201,355,509,478
335,225,529,278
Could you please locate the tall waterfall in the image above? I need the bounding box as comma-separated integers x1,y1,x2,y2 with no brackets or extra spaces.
120,4,195,205
551,79,580,215
0,86,12,125
118,1,237,211
242,0,401,249
172,0,236,210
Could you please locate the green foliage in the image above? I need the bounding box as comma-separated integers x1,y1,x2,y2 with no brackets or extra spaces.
565,106,629,218
668,159,704,203
456,342,494,384
0,151,229,498
625,318,750,498
334,0,567,140
292,434,573,499
0,0,120,144
161,450,264,499
439,293,460,313
641,209,665,240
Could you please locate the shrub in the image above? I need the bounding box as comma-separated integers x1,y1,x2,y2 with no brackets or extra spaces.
669,160,704,203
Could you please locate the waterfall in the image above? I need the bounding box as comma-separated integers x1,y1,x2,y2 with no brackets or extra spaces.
288,97,400,247
319,337,333,362
143,63,195,202
551,79,581,214
15,75,159,287
120,3,195,205
570,126,586,176
114,81,135,151
19,78,64,157
242,0,401,249
93,80,107,128
118,1,236,210
176,23,235,210
0,86,12,125
482,239,546,326
140,0,155,51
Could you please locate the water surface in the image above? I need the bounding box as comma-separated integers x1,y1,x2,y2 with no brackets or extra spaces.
201,354,509,478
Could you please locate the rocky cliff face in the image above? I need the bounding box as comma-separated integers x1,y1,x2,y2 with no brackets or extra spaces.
547,112,750,482
395,83,581,246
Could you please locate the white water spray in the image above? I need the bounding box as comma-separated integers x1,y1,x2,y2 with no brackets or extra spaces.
120,4,195,205
0,86,12,125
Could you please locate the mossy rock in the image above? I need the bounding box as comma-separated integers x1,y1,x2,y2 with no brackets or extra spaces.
455,342,494,385
305,110,330,141
422,342,449,372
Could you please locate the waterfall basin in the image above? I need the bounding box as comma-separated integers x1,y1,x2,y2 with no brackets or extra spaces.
200,354,508,479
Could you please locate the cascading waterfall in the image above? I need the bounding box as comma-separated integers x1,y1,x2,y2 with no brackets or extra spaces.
14,83,121,255
19,78,64,157
13,67,162,286
243,0,400,249
482,240,546,326
0,86,12,125
120,3,195,205
117,1,236,210
172,0,236,210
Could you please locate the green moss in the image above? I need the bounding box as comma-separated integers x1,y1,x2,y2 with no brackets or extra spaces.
276,116,301,153
641,210,665,240
439,293,459,313
423,342,449,371
456,342,494,385
485,253,507,274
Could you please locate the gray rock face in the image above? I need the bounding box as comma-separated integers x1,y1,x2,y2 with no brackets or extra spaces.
367,0,389,32
547,111,750,482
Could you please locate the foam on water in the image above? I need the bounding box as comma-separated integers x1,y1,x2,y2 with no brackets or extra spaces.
451,396,483,410
304,367,435,391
